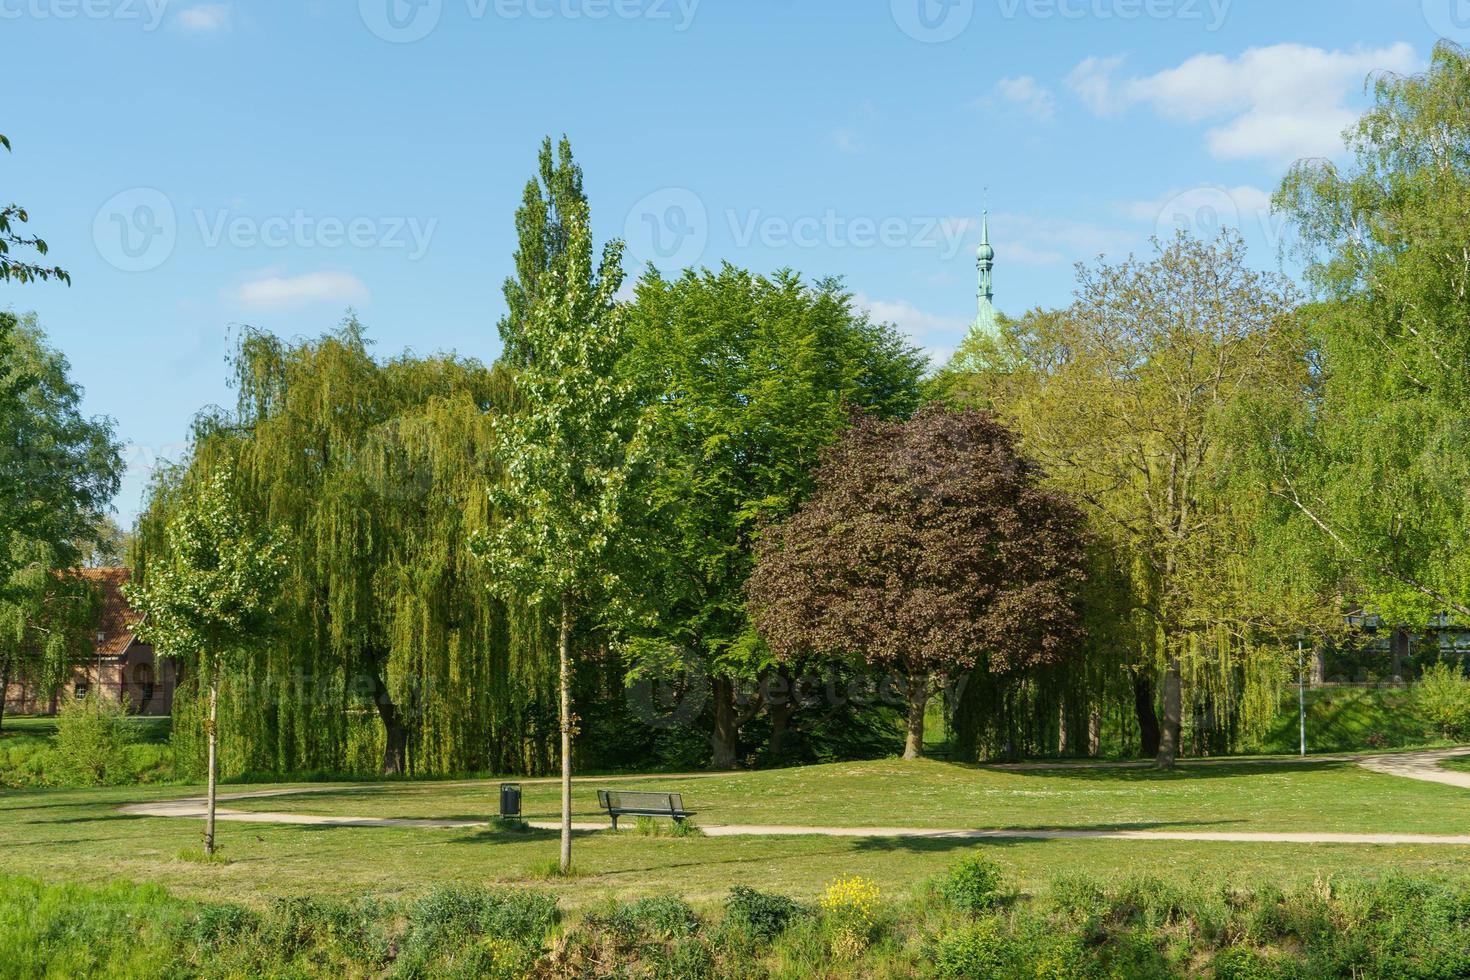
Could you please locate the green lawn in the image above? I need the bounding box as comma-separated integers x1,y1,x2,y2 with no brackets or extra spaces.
217,757,1470,835
6,756,1470,912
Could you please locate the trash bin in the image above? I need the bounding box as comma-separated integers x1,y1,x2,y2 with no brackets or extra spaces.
499,782,522,819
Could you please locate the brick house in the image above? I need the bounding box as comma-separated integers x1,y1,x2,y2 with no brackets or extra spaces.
2,568,180,717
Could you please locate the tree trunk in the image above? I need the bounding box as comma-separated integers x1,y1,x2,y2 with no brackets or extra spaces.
1087,707,1101,758
1156,654,1183,769
1057,702,1069,756
903,672,928,760
372,672,407,777
766,669,794,760
1133,673,1161,759
205,665,219,857
0,660,9,736
558,594,574,874
709,677,740,770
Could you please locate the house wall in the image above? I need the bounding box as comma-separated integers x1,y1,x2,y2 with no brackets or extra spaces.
4,647,178,718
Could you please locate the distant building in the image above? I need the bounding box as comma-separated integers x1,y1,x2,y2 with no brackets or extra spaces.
2,568,180,717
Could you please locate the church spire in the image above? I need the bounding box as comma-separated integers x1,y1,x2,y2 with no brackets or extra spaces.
974,209,998,335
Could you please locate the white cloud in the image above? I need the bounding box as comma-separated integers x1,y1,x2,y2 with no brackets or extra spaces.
991,76,1056,121
1066,43,1422,162
230,271,369,311
176,3,231,31
1124,184,1272,223
854,292,969,367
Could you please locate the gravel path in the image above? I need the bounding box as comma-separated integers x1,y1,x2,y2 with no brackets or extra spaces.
117,748,1470,845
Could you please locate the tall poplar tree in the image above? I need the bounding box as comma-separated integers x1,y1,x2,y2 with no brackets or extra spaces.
478,137,652,873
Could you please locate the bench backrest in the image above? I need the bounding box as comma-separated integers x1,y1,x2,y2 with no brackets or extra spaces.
598,790,685,812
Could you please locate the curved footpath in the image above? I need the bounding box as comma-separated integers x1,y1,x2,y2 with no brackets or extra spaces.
118,748,1470,846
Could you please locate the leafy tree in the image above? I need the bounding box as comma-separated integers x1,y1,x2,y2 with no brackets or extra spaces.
0,133,69,285
746,406,1087,759
499,136,586,370
1270,42,1470,624
0,541,102,734
0,314,122,589
0,316,121,732
133,322,551,779
127,467,288,855
624,264,925,768
476,138,652,872
979,233,1306,766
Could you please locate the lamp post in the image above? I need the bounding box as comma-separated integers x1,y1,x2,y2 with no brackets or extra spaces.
1298,636,1307,758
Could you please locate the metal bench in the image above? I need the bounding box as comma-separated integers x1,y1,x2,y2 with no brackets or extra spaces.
596,790,695,830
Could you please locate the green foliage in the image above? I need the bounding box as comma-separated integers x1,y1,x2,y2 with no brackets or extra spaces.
126,466,288,671
1414,663,1470,741
134,321,555,779
49,693,135,786
723,885,811,942
0,314,121,577
939,855,1005,915
622,264,925,763
0,135,69,286
1270,42,1470,623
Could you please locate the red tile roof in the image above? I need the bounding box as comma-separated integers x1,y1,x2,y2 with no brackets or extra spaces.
78,568,143,657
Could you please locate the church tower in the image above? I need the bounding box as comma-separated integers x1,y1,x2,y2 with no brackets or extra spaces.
973,210,998,336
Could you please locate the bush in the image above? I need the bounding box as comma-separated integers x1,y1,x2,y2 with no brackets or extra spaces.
932,918,1020,978
940,854,1005,914
723,885,810,942
50,694,135,786
819,875,882,956
1415,662,1470,740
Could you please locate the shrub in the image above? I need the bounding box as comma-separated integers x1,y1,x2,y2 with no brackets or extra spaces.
940,854,1005,914
819,875,882,955
723,885,810,942
1414,662,1470,740
50,694,135,786
933,919,1019,978
607,895,702,939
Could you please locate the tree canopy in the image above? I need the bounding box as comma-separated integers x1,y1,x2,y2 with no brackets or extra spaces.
747,405,1088,759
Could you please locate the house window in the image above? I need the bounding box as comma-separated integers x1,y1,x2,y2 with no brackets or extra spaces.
74,682,90,700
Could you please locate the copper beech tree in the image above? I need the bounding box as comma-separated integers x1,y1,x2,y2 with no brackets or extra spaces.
746,406,1087,759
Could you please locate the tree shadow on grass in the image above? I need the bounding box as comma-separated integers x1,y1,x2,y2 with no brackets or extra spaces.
995,761,1350,783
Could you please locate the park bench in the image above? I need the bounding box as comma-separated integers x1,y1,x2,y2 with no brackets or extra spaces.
596,789,695,830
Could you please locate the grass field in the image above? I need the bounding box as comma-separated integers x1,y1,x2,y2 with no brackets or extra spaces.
6,756,1470,912
213,756,1470,835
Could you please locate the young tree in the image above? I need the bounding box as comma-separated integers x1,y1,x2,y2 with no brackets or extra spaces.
0,133,69,285
747,406,1087,759
477,138,652,872
624,265,925,768
127,468,288,855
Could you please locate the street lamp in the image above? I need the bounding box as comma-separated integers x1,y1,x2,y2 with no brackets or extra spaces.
1298,636,1307,758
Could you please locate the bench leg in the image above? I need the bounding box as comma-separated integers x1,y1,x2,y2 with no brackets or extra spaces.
610,814,619,832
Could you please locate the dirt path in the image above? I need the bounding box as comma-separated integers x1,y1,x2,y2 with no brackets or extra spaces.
118,748,1470,845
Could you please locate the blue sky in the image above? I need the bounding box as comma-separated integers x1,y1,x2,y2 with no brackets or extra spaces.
2,0,1457,522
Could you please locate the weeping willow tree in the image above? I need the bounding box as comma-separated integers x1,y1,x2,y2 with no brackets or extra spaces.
943,232,1326,764
135,318,558,778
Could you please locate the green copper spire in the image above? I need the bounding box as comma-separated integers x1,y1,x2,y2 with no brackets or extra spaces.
974,210,998,335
